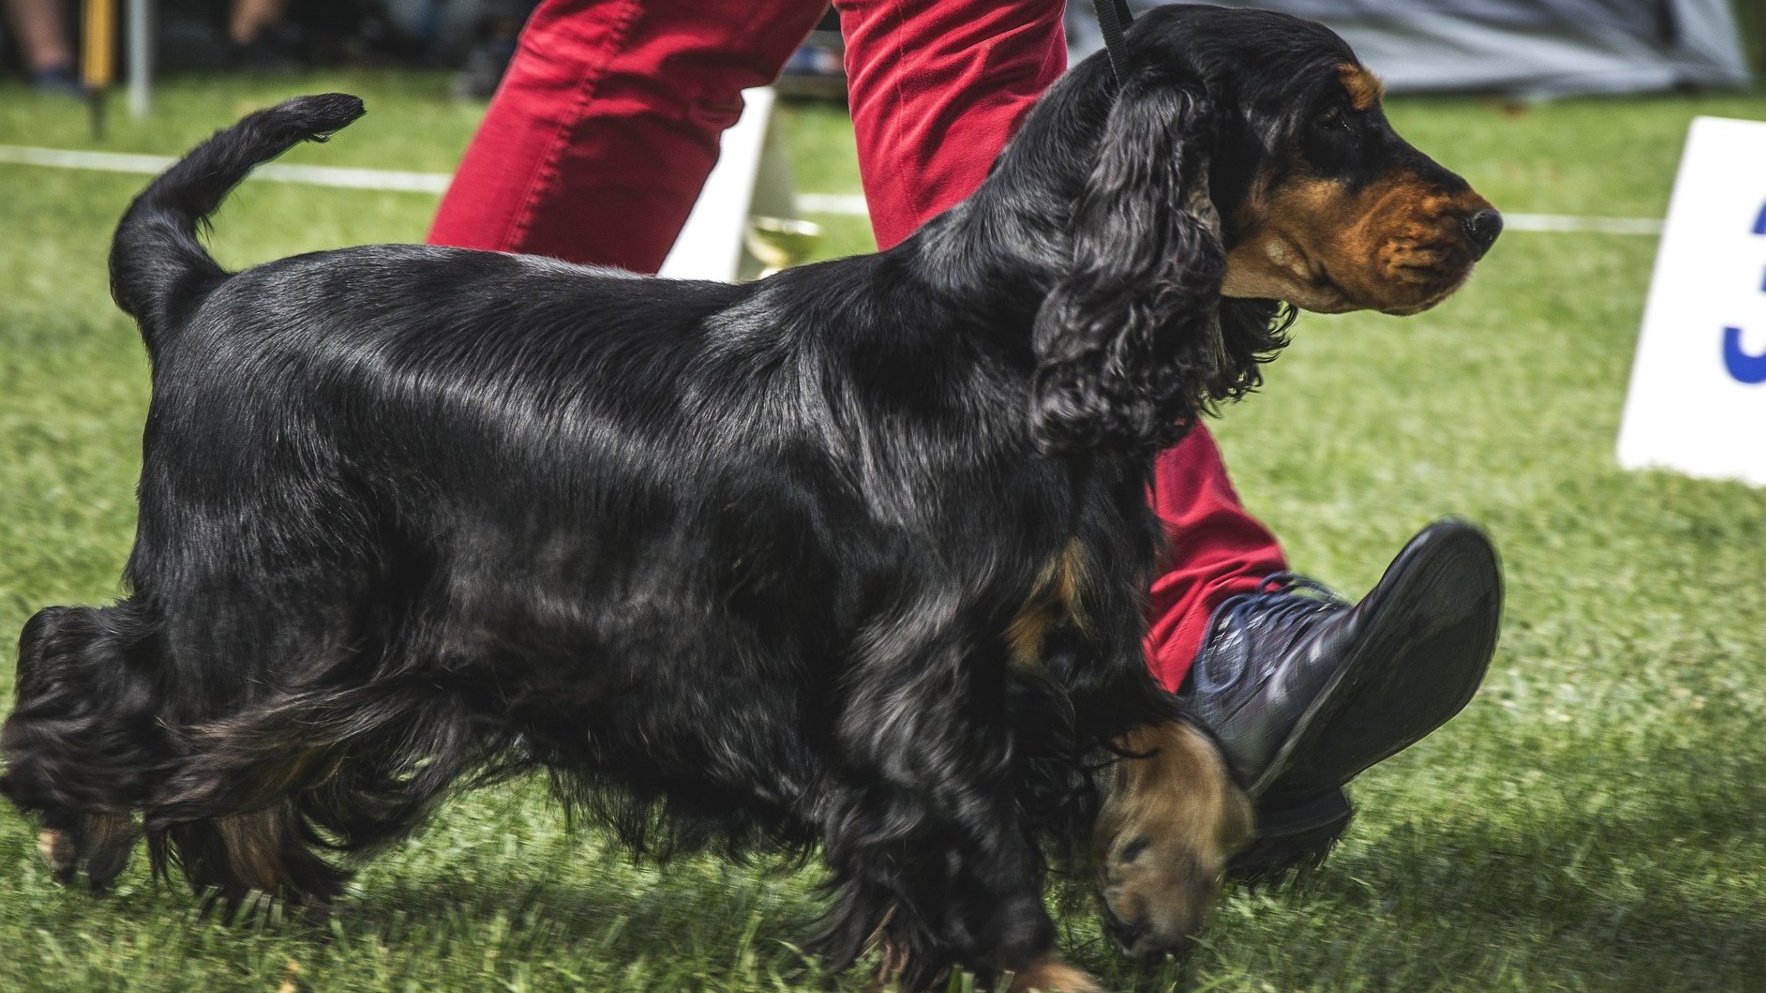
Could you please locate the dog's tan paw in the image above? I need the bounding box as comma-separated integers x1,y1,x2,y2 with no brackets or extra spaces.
37,814,139,890
1007,957,1107,993
38,828,77,883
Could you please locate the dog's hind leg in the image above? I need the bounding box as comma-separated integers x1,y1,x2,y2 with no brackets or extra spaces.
150,803,349,916
148,728,359,914
38,808,140,891
145,676,500,913
2,603,165,892
145,698,363,913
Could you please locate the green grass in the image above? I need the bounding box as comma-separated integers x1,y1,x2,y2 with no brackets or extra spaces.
2,71,1765,992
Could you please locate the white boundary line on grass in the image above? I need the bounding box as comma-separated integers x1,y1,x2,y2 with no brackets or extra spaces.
796,192,872,216
799,192,1667,235
0,144,452,193
1498,213,1664,235
0,143,1666,236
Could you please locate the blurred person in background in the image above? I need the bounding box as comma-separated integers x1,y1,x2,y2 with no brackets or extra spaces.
378,0,538,96
428,0,1504,877
454,0,538,98
226,0,303,70
2,0,78,93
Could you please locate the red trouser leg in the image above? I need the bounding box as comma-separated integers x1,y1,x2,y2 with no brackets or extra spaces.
428,0,825,272
834,0,1069,250
1143,431,1288,690
430,0,1289,691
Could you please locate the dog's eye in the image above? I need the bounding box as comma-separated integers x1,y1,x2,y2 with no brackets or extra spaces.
1316,106,1351,133
1117,836,1152,863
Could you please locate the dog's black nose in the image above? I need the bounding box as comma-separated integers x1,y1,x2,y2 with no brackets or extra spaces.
1463,209,1503,260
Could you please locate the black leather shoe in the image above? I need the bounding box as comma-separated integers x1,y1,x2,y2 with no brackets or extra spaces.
1187,519,1503,799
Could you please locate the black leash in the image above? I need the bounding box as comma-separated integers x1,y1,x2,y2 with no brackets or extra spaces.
1089,0,1136,82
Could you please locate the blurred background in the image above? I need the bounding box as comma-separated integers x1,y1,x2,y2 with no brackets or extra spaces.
1,3,1764,993
2,0,1759,101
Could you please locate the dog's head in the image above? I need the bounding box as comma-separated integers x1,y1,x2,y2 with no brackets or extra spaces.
1092,721,1253,963
1179,9,1502,315
1028,5,1498,453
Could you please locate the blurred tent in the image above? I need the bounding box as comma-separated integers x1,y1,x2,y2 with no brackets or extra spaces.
1069,0,1753,96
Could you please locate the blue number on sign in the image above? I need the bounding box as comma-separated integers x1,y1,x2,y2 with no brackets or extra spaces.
1724,327,1766,384
1723,199,1766,384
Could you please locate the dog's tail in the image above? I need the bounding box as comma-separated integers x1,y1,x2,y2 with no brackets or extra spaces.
109,93,365,347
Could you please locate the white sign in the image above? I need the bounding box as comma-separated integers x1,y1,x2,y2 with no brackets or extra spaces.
1616,115,1766,487
659,87,807,283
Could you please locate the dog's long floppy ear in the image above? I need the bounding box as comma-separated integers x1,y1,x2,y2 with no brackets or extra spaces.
1030,67,1230,456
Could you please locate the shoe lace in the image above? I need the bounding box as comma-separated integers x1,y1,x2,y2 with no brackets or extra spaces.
1202,572,1351,666
1252,571,1349,607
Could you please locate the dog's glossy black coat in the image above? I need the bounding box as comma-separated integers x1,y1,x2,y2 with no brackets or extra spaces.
0,8,1351,988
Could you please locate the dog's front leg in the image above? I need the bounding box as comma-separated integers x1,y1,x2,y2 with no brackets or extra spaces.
1046,557,1251,968
812,609,1072,993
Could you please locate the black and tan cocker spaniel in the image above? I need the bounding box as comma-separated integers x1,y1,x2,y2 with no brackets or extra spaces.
1,6,1496,992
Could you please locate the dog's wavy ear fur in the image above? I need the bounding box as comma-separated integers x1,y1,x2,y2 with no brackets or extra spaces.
1031,67,1247,456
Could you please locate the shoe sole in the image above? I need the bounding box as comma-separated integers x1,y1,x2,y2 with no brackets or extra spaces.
1250,519,1503,797
1229,789,1354,887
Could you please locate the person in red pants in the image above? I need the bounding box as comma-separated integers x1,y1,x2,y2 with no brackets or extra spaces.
428,0,1502,876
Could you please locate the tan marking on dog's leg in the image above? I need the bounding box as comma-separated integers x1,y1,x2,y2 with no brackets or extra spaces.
217,808,286,895
1005,603,1055,673
1092,722,1254,957
1008,956,1106,993
38,828,77,878
82,813,139,890
1053,540,1091,635
1103,723,1254,856
863,930,927,993
1006,540,1094,672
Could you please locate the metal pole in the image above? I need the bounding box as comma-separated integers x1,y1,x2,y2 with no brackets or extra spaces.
82,0,115,138
128,0,149,118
